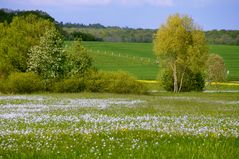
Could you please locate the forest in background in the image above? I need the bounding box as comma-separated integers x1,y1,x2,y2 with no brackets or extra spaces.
1,8,239,45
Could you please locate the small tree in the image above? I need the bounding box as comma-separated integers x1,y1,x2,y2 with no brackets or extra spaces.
154,14,208,92
28,28,65,79
65,40,92,77
207,54,227,85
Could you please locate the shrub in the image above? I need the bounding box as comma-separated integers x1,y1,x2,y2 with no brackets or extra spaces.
0,78,7,93
51,78,85,93
161,69,205,92
160,70,174,92
85,71,146,94
28,28,66,79
84,71,108,93
64,40,92,77
6,72,44,93
107,72,146,94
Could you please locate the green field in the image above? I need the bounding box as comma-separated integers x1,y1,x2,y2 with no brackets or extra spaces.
83,42,239,80
1,92,239,158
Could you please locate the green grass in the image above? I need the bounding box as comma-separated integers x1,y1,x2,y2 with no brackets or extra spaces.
82,42,239,80
83,42,158,80
1,93,239,158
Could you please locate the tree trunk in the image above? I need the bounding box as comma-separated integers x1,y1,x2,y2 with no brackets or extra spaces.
173,63,178,93
178,67,187,92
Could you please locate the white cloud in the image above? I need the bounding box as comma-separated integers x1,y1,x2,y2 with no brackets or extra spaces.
6,0,173,7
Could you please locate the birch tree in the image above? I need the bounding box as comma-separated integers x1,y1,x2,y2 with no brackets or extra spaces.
154,14,208,92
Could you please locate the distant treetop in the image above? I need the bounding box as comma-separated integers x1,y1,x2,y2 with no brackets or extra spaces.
1,8,239,45
0,8,56,24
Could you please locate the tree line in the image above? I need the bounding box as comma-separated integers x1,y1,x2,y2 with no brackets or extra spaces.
63,26,239,45
1,8,238,44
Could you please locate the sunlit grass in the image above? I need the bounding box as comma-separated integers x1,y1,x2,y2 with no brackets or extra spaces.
82,42,239,80
1,93,239,158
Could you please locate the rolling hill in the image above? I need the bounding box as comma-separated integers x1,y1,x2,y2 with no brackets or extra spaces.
82,42,239,80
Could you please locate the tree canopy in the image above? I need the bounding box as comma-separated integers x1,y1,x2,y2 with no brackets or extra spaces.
65,40,93,77
154,14,208,92
0,14,55,77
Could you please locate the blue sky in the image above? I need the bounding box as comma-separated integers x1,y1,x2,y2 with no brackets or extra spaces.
1,0,239,30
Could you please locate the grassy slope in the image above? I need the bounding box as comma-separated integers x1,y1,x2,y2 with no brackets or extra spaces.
83,42,158,80
83,42,239,80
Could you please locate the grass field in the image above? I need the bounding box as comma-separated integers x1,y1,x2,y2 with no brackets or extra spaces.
83,42,239,80
1,93,239,158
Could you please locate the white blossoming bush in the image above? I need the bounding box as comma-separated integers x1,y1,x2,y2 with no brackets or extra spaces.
28,28,66,79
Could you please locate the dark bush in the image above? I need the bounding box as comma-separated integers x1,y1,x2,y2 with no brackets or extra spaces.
6,72,44,93
160,70,174,92
161,69,205,92
51,78,85,93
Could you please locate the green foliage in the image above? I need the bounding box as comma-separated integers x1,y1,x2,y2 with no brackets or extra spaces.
105,72,146,94
160,70,174,91
0,14,55,74
28,28,66,79
0,78,7,93
161,69,205,92
64,31,98,41
63,26,154,42
85,71,146,94
205,29,239,45
51,78,85,93
65,40,92,77
154,14,208,92
0,56,14,79
0,9,56,24
2,9,239,45
62,23,239,44
4,72,44,94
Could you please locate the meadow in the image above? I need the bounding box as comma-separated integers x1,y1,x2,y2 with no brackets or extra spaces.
0,92,239,158
83,42,239,80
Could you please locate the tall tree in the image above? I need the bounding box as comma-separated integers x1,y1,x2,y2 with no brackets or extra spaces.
154,14,208,92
